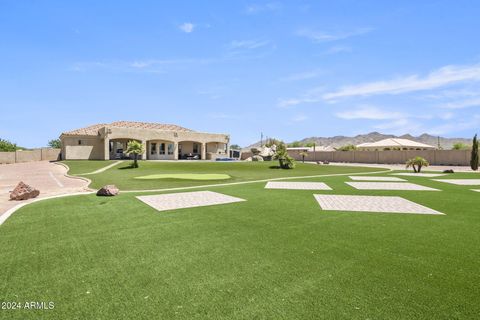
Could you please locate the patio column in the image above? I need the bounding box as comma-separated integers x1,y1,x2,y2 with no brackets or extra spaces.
173,142,179,160
201,143,206,160
104,138,110,160
141,140,147,160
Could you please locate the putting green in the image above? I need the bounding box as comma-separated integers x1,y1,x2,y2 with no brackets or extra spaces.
134,173,231,180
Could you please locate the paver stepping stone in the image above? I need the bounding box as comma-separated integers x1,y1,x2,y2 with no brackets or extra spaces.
433,179,480,185
392,173,446,177
345,182,439,191
265,181,332,190
314,194,443,215
349,176,406,181
137,191,245,212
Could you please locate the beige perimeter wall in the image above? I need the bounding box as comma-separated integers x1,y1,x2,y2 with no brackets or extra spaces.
0,148,61,164
241,150,471,166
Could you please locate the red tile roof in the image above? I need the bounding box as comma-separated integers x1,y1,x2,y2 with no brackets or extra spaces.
62,121,193,136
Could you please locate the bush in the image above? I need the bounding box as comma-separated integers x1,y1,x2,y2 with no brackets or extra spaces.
0,138,18,152
337,144,356,151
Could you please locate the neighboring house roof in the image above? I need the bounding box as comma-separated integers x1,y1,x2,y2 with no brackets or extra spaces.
62,121,194,136
356,138,436,149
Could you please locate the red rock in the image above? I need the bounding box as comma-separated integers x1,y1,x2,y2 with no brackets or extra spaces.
96,185,119,196
10,181,40,201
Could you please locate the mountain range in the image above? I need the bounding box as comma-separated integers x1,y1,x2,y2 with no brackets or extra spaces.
245,132,471,150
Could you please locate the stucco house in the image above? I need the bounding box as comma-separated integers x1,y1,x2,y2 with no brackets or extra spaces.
60,121,229,160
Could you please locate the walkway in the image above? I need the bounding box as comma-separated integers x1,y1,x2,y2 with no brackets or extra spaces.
0,161,90,220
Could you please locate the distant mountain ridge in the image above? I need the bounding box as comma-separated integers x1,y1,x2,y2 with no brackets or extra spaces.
245,132,471,150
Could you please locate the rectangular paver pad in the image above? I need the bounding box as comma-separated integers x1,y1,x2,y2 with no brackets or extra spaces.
314,194,443,215
346,182,439,191
137,191,246,212
433,179,480,185
392,173,446,177
349,176,406,181
265,181,332,190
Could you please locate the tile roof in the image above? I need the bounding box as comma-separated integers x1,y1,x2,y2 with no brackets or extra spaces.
62,121,194,136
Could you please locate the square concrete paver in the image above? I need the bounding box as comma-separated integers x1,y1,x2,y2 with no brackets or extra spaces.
349,176,406,182
265,181,332,190
345,182,439,191
392,173,446,177
136,191,246,212
433,179,480,185
314,194,443,215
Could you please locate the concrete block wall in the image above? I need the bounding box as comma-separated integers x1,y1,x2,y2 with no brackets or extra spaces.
0,148,61,164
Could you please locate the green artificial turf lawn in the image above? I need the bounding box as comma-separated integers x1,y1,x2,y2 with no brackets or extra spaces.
62,161,381,190
134,173,232,180
1,165,479,319
63,160,119,175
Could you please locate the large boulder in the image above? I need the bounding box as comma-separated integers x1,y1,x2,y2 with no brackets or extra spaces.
252,155,264,161
10,181,40,201
96,185,119,196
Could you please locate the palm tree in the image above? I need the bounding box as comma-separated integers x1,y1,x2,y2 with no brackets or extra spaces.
272,143,295,169
405,156,429,173
126,140,144,168
299,151,308,163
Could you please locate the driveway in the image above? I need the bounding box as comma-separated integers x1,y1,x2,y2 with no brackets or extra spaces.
0,161,90,219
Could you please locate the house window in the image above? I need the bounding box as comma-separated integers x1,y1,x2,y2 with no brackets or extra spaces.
160,143,165,154
78,140,82,145
168,143,174,155
150,143,157,155
193,143,199,154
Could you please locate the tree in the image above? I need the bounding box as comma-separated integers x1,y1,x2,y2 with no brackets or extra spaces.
265,138,282,148
230,144,241,150
272,142,295,169
126,140,145,168
406,156,429,173
0,138,18,152
48,139,62,149
470,134,478,171
337,144,357,151
299,151,308,163
288,141,303,148
452,142,470,150
305,142,315,148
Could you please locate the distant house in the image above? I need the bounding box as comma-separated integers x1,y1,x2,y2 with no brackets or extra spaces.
60,121,229,160
356,138,436,151
286,146,335,152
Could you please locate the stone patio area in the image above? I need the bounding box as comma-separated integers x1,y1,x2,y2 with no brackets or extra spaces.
314,194,443,215
345,182,440,191
136,191,246,212
432,179,480,185
349,176,406,181
265,181,332,190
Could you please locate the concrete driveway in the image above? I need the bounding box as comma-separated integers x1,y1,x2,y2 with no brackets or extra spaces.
0,161,90,219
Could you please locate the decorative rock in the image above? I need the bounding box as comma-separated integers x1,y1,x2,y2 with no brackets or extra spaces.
10,181,40,201
252,155,264,161
244,157,252,161
96,185,119,196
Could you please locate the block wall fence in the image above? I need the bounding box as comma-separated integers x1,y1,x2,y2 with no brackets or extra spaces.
0,148,61,164
241,150,471,166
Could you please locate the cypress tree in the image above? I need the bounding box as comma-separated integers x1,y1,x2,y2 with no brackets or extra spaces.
470,134,479,171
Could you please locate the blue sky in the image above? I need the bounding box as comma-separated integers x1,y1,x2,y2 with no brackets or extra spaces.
2,1,480,147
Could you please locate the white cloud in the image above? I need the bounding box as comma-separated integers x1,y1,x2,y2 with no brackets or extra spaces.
229,40,270,50
297,27,373,43
324,46,352,55
323,63,480,101
440,98,480,109
245,3,281,14
335,106,404,120
179,22,195,33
